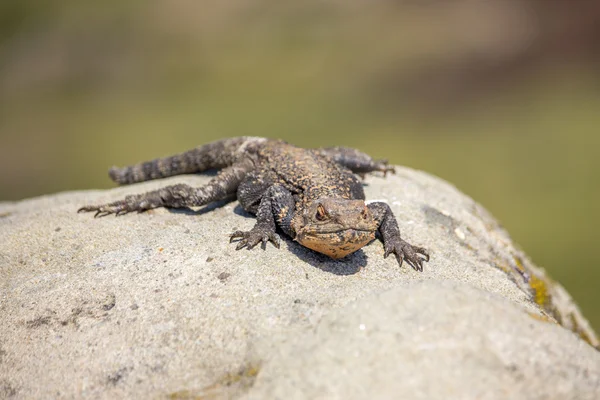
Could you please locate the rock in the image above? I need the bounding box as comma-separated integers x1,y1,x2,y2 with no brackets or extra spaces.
252,281,599,400
0,167,598,399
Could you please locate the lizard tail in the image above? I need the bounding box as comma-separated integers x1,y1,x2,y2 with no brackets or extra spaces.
108,137,266,185
108,150,204,185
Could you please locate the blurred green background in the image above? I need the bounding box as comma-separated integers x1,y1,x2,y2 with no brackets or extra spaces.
1,1,598,330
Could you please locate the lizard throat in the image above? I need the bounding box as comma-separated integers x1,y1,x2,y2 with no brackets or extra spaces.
295,229,375,259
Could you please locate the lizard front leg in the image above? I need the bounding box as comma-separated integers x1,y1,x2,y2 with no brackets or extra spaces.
230,185,295,250
78,160,253,217
367,202,429,271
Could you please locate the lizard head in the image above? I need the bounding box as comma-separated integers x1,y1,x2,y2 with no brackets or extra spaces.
292,198,378,259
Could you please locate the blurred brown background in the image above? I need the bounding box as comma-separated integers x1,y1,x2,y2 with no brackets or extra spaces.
1,1,599,330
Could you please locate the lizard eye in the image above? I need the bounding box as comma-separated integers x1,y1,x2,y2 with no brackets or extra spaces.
316,205,327,221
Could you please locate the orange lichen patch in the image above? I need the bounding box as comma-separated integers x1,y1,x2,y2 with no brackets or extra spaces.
513,254,553,310
168,364,261,399
167,390,201,400
529,274,550,308
512,255,527,274
158,247,164,252
502,253,598,348
204,364,260,394
215,364,260,387
491,258,512,274
568,313,597,349
527,312,556,324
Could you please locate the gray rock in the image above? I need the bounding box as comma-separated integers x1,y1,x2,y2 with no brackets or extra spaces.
251,281,599,400
0,167,598,399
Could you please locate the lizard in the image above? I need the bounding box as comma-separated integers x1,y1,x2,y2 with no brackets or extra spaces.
78,137,430,271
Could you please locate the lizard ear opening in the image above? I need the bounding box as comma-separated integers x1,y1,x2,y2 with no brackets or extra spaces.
316,204,327,221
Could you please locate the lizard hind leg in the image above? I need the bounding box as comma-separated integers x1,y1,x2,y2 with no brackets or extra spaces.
79,161,255,217
316,147,395,176
78,184,197,217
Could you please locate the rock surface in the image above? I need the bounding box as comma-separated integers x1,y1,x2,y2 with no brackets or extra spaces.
0,167,598,399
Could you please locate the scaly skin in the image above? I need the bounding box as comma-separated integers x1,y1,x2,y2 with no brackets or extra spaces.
78,137,429,271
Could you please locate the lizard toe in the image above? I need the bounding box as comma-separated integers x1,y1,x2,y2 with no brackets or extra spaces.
269,232,281,249
230,229,280,251
384,240,429,271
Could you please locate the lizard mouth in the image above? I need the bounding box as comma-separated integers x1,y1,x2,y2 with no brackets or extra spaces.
295,228,375,259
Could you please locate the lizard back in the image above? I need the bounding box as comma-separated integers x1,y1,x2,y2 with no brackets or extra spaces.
258,141,359,203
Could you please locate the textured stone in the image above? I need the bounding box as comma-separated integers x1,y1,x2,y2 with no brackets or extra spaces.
0,167,597,399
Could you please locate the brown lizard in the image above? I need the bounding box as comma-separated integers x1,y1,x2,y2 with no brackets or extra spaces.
78,137,429,270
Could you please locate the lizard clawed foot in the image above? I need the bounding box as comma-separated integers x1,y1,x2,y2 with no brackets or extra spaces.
230,227,280,250
78,203,131,218
375,159,395,176
78,195,154,217
384,239,429,272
